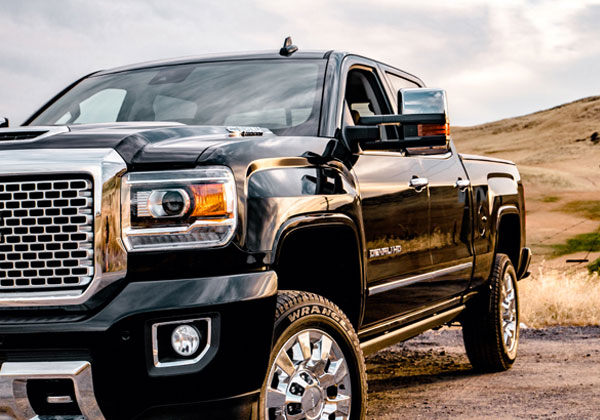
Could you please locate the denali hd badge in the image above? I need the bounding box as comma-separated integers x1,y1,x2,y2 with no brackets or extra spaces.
369,245,402,259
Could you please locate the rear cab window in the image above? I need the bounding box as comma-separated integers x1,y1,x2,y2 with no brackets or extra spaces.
384,71,421,113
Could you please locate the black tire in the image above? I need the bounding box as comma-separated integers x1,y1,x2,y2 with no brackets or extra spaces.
461,253,520,372
259,291,367,420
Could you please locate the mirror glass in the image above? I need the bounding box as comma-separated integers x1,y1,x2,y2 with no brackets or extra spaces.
399,88,447,115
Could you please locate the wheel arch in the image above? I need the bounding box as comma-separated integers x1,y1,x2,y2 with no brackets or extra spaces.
272,214,366,330
494,205,521,271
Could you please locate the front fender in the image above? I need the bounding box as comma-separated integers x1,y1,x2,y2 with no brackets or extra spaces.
244,162,363,259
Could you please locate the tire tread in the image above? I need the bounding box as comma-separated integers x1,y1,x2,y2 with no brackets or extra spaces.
462,253,518,372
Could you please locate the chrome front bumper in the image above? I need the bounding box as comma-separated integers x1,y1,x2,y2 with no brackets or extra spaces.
0,361,105,420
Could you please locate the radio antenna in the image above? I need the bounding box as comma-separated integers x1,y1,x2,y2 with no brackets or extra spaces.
280,36,298,56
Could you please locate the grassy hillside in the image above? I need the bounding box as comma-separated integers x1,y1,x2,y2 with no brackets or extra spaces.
452,96,600,274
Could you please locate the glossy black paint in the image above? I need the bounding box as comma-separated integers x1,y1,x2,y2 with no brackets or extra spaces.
459,154,523,287
0,49,528,418
423,145,473,300
0,124,246,169
0,273,277,419
353,151,432,326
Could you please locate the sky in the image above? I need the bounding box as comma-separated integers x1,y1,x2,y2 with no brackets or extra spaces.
1,0,599,126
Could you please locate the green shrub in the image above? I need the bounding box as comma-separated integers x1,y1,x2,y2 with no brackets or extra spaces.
589,258,600,275
552,232,600,256
561,200,600,220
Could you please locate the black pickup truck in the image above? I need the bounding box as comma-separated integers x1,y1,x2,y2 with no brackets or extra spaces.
0,40,530,420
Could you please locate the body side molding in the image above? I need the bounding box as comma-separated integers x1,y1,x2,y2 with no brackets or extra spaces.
368,262,473,296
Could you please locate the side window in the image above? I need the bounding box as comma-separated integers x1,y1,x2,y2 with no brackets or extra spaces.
344,68,394,139
386,72,420,111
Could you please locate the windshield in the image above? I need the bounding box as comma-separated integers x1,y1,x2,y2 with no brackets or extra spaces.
29,60,326,136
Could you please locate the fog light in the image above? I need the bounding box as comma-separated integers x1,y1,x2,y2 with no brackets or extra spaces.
171,325,200,357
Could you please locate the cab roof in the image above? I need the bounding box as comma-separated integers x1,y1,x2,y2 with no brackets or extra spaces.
94,50,334,76
89,49,423,90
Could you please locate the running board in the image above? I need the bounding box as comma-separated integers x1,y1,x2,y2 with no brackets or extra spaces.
360,305,465,356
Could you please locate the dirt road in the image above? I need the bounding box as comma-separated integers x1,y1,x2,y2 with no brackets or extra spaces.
366,327,600,419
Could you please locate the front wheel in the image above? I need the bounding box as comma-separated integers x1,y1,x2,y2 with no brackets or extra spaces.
462,253,520,372
260,291,367,420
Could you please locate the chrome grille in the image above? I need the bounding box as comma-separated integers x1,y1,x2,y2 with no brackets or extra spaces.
0,176,94,291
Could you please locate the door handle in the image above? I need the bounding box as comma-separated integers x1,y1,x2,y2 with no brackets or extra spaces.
455,178,471,191
409,177,429,191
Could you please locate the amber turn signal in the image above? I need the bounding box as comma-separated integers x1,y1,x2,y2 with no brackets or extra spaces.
417,123,450,137
190,184,230,218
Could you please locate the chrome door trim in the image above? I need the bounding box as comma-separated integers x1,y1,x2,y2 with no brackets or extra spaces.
0,148,127,306
368,262,472,296
332,55,395,137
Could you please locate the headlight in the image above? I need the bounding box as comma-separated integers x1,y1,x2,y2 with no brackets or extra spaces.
121,167,237,252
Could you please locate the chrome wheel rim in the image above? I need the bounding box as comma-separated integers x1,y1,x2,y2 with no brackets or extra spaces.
501,271,518,354
264,328,352,420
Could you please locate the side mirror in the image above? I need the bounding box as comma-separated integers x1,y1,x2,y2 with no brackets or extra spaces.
0,117,8,128
342,88,450,152
398,88,450,149
399,88,448,115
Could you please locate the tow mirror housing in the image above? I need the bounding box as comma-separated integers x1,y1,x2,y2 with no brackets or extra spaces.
0,117,8,128
399,88,447,115
342,88,450,152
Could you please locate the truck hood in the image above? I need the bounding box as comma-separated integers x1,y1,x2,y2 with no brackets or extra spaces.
0,123,273,168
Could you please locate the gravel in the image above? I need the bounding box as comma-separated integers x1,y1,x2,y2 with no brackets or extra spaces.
366,326,600,419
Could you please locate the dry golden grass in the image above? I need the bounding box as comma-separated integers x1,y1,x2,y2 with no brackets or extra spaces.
519,263,600,328
453,97,600,266
453,95,600,326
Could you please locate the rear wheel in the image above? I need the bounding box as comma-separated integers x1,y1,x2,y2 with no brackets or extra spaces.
260,291,367,420
462,253,520,372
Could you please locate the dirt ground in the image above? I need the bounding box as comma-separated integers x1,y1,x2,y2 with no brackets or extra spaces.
366,327,600,419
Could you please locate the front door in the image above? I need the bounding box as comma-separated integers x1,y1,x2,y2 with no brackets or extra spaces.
355,153,433,326
341,65,433,327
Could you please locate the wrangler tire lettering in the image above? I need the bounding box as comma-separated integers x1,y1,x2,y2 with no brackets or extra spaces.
287,310,301,323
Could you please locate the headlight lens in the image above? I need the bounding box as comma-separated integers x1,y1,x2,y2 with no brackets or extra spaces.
121,167,237,252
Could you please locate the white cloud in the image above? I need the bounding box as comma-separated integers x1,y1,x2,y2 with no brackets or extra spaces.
0,0,599,126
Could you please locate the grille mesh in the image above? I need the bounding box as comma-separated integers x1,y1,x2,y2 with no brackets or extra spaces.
0,176,94,291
